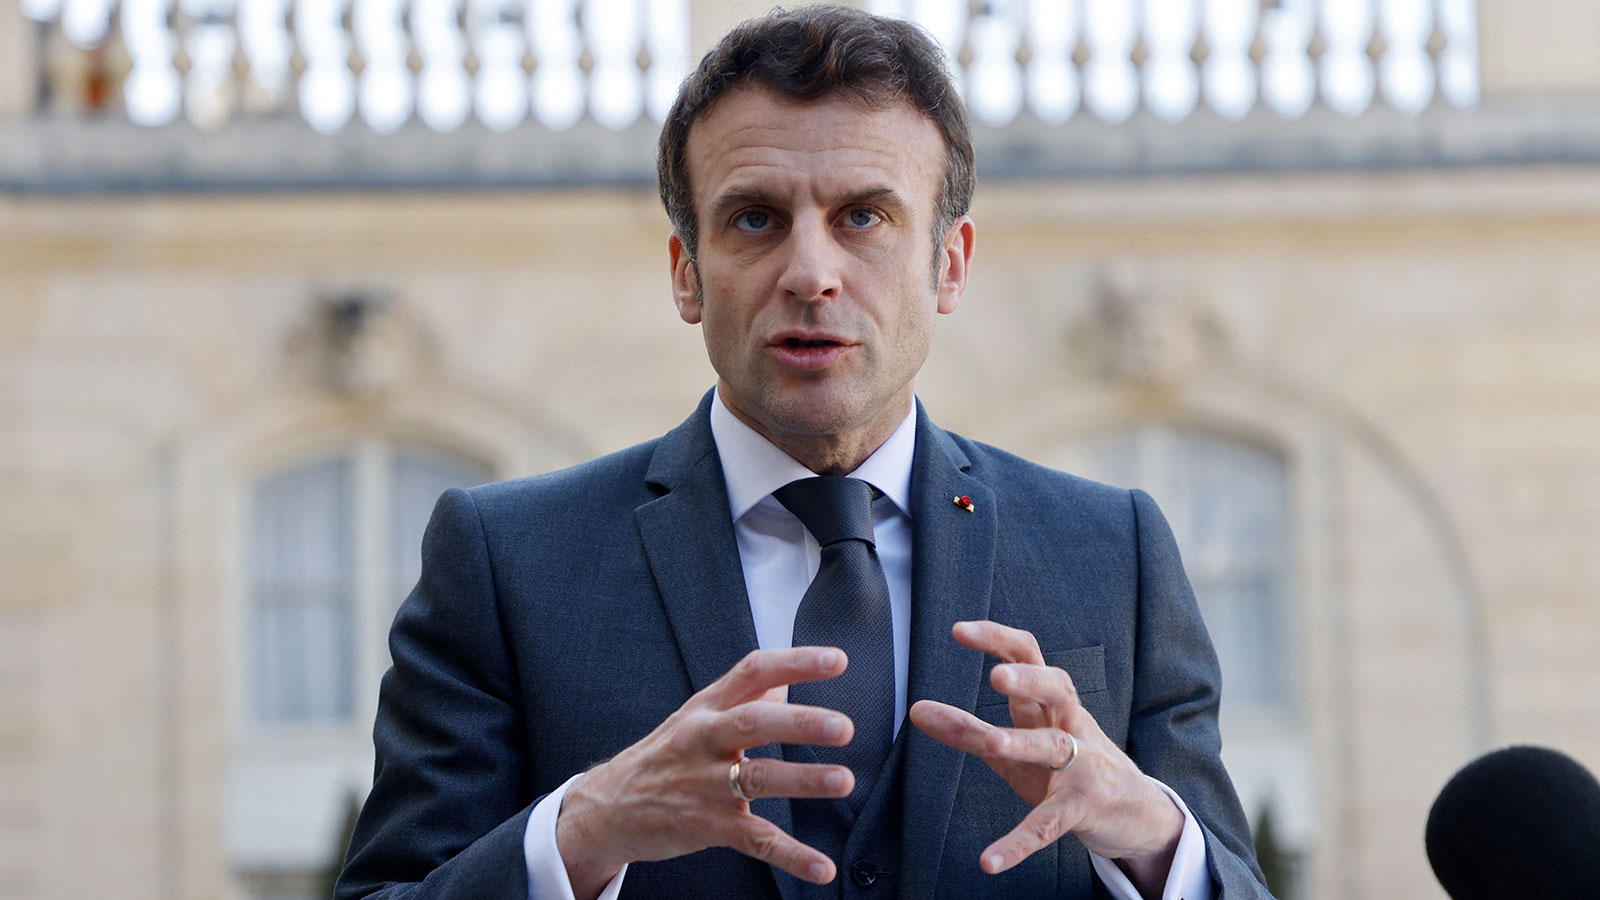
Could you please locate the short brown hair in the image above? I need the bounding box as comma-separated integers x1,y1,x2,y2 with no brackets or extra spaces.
657,4,975,259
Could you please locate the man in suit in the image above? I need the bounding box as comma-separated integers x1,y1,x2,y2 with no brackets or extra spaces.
337,6,1273,900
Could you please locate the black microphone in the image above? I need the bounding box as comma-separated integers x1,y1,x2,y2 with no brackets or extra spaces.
1425,745,1600,899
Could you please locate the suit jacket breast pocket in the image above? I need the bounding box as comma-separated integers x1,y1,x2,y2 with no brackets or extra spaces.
975,645,1109,725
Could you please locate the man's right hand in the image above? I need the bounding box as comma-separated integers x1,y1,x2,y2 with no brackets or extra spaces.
555,647,856,900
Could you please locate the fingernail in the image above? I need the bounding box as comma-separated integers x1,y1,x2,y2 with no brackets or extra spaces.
825,769,844,791
987,853,1005,873
809,863,827,882
823,717,844,740
995,731,1010,751
817,649,840,669
996,666,1013,687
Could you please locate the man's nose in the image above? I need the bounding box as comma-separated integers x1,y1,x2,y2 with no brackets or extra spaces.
775,217,843,303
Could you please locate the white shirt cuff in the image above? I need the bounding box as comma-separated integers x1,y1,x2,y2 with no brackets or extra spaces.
1088,779,1212,900
524,773,629,900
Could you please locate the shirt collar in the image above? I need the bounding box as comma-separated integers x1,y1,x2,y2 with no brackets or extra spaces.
709,386,917,522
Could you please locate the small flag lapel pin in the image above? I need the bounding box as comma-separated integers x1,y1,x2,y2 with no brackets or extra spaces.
953,495,975,513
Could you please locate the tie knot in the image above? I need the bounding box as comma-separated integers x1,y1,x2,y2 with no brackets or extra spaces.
773,477,877,547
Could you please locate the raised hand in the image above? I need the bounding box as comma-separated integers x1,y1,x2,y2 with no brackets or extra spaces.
556,647,857,900
908,621,1183,892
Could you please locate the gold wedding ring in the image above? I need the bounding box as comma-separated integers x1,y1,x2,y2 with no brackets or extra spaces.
1049,732,1079,772
729,756,755,802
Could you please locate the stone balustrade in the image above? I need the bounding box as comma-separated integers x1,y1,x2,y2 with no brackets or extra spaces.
12,0,1476,132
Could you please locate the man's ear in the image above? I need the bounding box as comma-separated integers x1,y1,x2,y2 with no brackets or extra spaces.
936,216,975,315
669,231,702,325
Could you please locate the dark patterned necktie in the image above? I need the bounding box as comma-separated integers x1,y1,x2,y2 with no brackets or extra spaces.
774,476,894,807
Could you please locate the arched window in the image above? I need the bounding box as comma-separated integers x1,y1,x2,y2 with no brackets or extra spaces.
251,456,356,723
1051,423,1312,893
246,443,490,726
1059,425,1293,718
234,440,492,897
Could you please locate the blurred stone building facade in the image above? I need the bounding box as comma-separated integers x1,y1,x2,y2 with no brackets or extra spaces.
2,1,1599,898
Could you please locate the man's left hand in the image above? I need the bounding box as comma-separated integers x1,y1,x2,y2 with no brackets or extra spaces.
908,620,1183,892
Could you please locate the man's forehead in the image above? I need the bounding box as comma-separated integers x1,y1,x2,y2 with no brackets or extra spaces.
684,86,945,208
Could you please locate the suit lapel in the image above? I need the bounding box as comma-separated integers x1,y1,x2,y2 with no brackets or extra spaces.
899,407,997,900
632,393,797,900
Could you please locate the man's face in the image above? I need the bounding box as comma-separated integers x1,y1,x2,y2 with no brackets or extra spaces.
670,86,973,460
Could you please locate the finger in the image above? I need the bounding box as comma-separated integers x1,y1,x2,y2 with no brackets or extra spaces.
982,802,1078,875
728,813,837,884
952,620,1045,665
706,648,848,709
908,700,995,757
709,700,854,754
990,663,1078,710
911,701,1078,768
732,757,854,801
981,726,1080,769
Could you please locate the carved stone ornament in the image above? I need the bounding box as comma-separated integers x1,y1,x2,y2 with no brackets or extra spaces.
286,291,431,398
1069,266,1230,387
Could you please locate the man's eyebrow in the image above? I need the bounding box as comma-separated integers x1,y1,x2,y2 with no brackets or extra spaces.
839,186,908,213
706,187,779,223
706,185,912,223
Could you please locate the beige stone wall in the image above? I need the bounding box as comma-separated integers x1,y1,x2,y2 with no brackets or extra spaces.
5,163,1600,899
1478,0,1600,95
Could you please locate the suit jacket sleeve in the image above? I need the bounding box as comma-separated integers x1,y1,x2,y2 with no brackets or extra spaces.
1125,489,1275,899
335,487,537,900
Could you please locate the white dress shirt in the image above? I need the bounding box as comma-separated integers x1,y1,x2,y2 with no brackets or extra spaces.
523,390,1212,900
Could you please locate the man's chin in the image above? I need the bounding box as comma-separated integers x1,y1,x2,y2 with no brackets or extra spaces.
718,374,909,443
753,391,905,442
721,388,857,439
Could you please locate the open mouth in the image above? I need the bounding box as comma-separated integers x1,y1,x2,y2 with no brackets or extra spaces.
769,335,852,369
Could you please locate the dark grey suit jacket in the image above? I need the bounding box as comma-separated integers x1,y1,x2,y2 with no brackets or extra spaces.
336,393,1273,899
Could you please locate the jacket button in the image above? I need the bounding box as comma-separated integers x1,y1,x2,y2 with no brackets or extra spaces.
850,859,878,887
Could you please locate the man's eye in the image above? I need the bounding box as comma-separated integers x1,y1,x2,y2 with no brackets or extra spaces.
845,208,882,228
734,210,772,232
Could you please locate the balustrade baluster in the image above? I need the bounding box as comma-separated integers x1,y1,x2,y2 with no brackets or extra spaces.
908,0,967,96
1144,0,1200,121
121,0,180,123
1435,0,1477,107
413,0,471,131
62,0,114,47
1026,0,1080,123
528,0,582,130
583,0,642,130
296,0,356,132
1200,0,1257,120
1084,0,1139,122
1319,0,1375,115
470,0,528,131
1377,0,1431,114
1260,0,1315,118
353,0,412,132
181,0,239,129
643,0,686,123
968,0,1025,126
20,0,61,23
238,0,292,109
